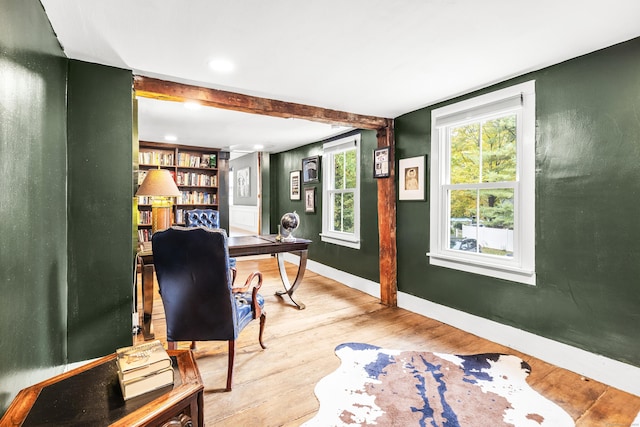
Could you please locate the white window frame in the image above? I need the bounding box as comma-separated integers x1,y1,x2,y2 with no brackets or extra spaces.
320,134,361,249
428,81,536,285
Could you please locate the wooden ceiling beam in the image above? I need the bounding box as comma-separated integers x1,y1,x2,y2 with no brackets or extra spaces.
134,75,391,130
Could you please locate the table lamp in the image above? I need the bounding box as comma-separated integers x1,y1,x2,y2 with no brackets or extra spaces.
135,169,181,233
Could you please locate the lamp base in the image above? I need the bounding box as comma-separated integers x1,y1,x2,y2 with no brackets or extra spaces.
152,205,173,234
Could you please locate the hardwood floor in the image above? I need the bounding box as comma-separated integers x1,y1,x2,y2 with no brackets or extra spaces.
135,257,640,426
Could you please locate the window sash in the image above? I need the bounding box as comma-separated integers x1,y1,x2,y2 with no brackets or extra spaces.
328,189,355,234
429,81,535,285
321,134,361,248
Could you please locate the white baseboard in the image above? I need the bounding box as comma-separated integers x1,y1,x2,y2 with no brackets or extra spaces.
304,257,381,299
399,292,640,397
286,253,640,397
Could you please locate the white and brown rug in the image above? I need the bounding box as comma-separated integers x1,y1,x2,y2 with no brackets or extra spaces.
303,342,574,426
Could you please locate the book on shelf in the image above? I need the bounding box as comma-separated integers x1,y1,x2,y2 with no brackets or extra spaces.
138,196,152,205
177,151,218,168
138,210,152,225
177,190,217,205
116,340,172,381
139,151,174,166
138,170,147,185
138,228,152,243
176,171,215,187
119,366,174,400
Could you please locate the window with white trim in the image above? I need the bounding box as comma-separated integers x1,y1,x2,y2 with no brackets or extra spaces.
429,81,536,285
321,134,361,249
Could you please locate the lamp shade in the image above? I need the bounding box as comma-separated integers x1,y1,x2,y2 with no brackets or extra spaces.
135,169,181,197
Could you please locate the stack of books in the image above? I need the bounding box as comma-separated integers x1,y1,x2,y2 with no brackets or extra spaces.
116,340,174,400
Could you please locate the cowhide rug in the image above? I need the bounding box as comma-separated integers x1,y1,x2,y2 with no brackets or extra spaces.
302,342,574,427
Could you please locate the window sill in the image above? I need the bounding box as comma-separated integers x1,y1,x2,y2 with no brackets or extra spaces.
320,233,360,250
427,252,535,285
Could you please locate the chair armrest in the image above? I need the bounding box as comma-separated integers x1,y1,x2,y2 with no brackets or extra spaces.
232,271,262,294
230,267,237,286
233,271,263,319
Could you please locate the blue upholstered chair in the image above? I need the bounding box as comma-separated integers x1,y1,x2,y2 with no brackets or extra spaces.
152,227,266,391
184,209,237,270
184,208,220,229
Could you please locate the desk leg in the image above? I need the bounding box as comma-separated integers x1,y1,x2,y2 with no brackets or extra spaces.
141,261,155,340
275,250,307,310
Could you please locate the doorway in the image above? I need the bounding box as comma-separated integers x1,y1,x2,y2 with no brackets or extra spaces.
228,152,261,236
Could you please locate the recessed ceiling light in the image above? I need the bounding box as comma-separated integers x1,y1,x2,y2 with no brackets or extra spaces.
164,135,177,142
208,58,235,74
184,101,201,110
254,144,264,150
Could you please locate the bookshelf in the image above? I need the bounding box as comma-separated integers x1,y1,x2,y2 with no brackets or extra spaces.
137,141,221,243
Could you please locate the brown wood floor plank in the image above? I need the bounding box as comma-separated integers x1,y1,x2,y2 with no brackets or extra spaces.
134,258,640,426
576,387,640,426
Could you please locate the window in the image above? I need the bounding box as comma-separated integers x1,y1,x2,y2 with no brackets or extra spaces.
321,134,361,249
429,81,536,285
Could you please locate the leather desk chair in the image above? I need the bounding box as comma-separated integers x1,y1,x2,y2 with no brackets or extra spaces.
184,209,237,270
152,227,266,391
184,209,220,229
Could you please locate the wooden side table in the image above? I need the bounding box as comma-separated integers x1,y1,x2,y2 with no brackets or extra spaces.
1,350,203,426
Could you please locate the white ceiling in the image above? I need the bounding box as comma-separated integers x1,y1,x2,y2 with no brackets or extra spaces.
136,96,352,153
41,0,640,153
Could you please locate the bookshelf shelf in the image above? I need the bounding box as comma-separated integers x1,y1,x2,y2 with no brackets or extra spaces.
139,163,175,168
137,141,222,244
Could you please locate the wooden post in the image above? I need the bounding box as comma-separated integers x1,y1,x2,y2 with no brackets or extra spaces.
377,122,398,307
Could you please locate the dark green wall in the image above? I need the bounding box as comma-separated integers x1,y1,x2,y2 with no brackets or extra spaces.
0,0,68,412
67,60,134,362
272,130,380,282
0,0,135,413
395,38,640,367
260,152,271,235
218,151,230,232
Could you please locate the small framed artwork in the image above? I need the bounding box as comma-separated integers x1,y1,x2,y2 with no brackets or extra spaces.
373,146,390,178
236,167,251,198
302,156,320,183
290,170,301,200
304,187,316,213
399,155,426,201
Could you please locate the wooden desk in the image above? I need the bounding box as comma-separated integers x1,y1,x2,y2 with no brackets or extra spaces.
1,350,204,427
138,235,311,340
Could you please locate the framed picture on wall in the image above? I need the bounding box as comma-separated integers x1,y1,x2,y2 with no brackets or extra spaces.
290,170,301,200
302,156,320,183
399,155,426,200
304,187,316,213
236,167,251,198
373,146,390,178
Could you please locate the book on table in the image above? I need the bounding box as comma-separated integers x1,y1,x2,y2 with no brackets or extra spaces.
116,340,172,381
119,366,174,400
115,340,174,400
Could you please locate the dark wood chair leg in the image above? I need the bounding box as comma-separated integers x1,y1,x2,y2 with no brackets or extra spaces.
259,312,267,349
168,341,177,350
226,340,235,391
